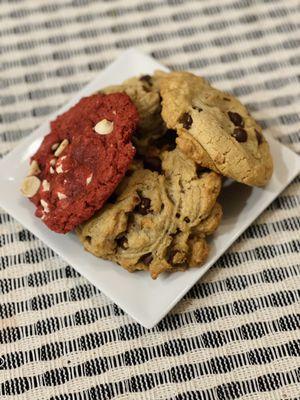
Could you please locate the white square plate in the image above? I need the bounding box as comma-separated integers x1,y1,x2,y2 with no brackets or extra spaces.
0,48,300,329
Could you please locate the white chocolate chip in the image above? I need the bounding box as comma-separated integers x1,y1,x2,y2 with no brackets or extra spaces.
41,214,45,220
42,180,50,191
57,192,67,200
51,143,59,151
56,164,64,174
28,160,41,176
40,199,49,213
54,139,69,157
112,110,116,115
60,156,67,161
21,176,41,198
86,174,93,185
50,158,56,166
94,119,114,135
50,166,55,174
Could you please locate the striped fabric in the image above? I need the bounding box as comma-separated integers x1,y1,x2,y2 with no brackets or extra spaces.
0,0,300,399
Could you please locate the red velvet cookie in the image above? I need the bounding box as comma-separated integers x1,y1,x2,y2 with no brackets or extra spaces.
23,93,138,233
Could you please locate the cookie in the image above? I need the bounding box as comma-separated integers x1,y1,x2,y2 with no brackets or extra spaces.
77,148,222,279
21,93,138,233
156,71,273,186
101,75,164,153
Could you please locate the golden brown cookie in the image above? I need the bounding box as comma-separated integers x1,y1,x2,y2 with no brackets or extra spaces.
156,71,273,186
77,149,222,279
101,75,164,153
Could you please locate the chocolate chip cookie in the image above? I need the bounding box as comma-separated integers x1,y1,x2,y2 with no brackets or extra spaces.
156,71,273,186
77,148,222,279
101,75,164,153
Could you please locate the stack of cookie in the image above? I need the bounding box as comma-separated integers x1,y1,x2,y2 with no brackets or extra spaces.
21,71,273,279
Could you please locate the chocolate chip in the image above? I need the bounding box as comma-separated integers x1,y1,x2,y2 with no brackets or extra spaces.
142,85,151,93
135,192,151,215
223,97,231,101
196,166,211,178
184,217,190,223
170,228,181,238
86,236,92,244
143,157,162,173
166,128,177,135
127,212,135,226
167,249,176,264
192,106,203,112
178,262,188,270
228,111,244,127
115,235,128,250
139,252,153,265
179,112,193,129
233,127,247,142
175,213,180,218
167,249,184,265
140,75,152,86
255,129,263,144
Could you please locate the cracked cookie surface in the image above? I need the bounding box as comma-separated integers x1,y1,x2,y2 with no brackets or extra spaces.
156,71,273,186
77,148,222,279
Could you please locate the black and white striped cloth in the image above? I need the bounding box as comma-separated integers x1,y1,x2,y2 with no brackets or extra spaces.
1,1,300,399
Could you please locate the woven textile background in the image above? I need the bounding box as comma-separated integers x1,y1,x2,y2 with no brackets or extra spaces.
0,0,300,399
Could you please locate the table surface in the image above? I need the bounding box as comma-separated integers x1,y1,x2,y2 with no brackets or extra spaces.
0,1,299,399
